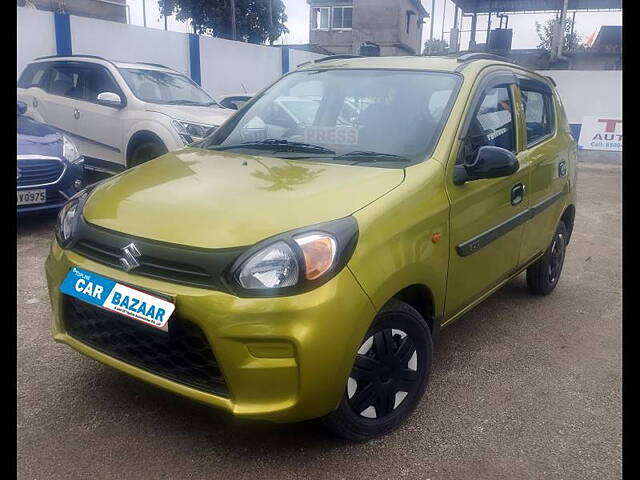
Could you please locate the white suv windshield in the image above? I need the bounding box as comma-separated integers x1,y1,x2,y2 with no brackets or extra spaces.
203,69,461,166
119,68,217,107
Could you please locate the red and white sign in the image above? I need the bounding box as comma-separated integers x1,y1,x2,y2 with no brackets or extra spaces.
578,116,622,151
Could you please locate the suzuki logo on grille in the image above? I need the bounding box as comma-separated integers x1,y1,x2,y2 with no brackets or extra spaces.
119,243,141,272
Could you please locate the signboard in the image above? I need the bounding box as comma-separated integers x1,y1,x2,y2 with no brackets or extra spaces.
578,116,622,151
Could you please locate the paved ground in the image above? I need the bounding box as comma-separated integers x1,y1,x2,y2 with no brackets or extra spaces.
17,164,621,480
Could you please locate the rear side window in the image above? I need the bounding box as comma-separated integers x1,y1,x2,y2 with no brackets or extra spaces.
466,86,516,154
46,63,84,99
521,88,555,146
18,63,50,89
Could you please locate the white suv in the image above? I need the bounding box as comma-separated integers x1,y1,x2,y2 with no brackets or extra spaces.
17,55,234,172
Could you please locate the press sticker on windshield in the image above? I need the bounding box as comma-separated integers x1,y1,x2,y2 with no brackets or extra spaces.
60,267,175,331
304,126,359,146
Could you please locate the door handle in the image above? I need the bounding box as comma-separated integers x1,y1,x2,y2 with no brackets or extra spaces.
511,183,525,205
73,108,80,120
32,98,38,108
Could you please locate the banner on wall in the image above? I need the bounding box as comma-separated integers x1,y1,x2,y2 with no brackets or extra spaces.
578,116,622,151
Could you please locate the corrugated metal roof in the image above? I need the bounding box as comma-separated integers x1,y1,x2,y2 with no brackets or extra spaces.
449,0,621,13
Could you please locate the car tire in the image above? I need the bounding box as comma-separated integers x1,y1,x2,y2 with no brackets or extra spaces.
129,141,168,168
322,299,433,441
526,221,568,295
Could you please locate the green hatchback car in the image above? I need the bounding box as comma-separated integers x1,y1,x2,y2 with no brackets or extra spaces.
45,53,577,440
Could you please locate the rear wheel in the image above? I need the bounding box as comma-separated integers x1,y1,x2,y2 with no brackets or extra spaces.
322,299,432,441
526,221,568,295
129,141,167,168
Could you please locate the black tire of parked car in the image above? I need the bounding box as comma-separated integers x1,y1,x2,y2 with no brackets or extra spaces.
129,141,168,168
526,221,568,295
322,299,433,441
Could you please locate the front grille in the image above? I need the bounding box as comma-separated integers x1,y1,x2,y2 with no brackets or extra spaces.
64,296,229,397
69,216,244,291
17,158,64,187
74,239,213,287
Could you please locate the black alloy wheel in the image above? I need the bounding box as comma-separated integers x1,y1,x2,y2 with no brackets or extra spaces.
323,299,432,441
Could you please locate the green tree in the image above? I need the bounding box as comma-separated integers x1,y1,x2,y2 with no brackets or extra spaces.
158,0,289,45
422,39,448,55
535,18,581,53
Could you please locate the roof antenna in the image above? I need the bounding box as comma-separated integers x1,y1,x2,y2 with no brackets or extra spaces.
241,82,248,94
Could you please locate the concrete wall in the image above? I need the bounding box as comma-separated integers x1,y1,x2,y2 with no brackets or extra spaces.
70,15,191,76
17,7,56,77
17,7,325,97
199,35,281,95
538,70,622,125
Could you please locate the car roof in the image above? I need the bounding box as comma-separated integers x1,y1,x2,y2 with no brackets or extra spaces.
31,55,177,73
295,54,553,86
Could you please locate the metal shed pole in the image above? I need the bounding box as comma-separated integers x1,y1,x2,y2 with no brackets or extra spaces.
429,0,436,53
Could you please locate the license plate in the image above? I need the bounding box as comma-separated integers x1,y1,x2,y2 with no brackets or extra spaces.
60,267,175,331
17,189,46,205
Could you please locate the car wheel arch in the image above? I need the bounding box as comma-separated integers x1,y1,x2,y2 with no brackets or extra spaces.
561,204,575,244
126,130,167,166
387,284,437,338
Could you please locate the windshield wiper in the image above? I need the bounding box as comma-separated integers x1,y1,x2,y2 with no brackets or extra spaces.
210,139,336,154
335,151,410,163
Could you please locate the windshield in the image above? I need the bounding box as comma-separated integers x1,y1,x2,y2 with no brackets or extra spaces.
201,69,461,166
119,68,218,107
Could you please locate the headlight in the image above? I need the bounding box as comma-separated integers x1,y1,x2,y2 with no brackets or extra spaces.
55,187,93,247
62,135,82,164
230,217,358,297
171,120,216,145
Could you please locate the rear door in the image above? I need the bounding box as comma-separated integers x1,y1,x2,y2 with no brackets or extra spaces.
444,70,532,319
17,62,53,124
39,61,85,136
516,76,571,266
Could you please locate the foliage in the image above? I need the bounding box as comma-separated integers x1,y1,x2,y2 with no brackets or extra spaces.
422,39,448,55
535,18,581,53
158,0,289,45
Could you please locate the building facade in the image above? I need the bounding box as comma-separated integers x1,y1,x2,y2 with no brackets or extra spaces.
18,0,128,23
307,0,427,56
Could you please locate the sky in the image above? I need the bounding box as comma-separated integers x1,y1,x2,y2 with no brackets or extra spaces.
126,0,622,51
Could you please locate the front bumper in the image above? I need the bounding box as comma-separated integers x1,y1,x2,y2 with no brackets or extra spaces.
45,239,376,423
17,160,84,215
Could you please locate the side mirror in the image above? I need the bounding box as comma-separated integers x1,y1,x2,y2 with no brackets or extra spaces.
454,145,519,185
204,126,218,137
17,101,28,115
96,92,123,108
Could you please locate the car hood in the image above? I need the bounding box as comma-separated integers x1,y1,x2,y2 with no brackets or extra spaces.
144,104,234,127
83,148,405,249
17,115,63,158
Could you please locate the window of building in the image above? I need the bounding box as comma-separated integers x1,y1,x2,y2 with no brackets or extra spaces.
311,7,331,29
332,6,352,29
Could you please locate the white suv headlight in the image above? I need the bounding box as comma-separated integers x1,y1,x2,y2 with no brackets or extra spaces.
171,120,216,145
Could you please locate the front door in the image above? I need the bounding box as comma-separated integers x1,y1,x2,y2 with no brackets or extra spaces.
444,70,531,320
72,63,126,166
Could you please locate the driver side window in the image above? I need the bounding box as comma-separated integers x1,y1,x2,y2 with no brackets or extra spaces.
460,86,516,164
